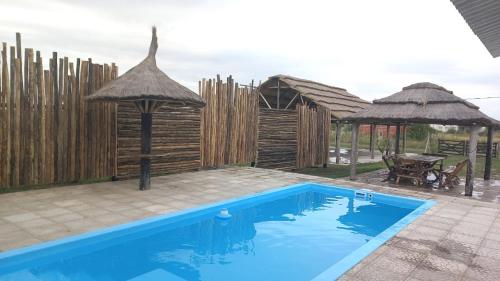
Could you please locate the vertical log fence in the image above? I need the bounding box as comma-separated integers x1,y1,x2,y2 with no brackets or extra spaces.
1,37,335,190
199,76,259,167
296,104,331,168
0,33,118,188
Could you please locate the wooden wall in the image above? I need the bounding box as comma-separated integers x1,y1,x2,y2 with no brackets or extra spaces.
200,76,258,167
116,103,201,178
0,33,118,188
297,104,331,168
256,109,298,170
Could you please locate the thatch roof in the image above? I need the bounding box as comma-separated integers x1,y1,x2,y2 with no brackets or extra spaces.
259,75,370,120
86,27,205,107
345,82,500,127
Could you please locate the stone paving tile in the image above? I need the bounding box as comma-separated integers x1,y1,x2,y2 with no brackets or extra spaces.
1,167,500,280
464,256,500,281
485,231,500,242
38,207,73,218
50,212,85,223
476,246,500,260
3,212,41,223
411,266,461,281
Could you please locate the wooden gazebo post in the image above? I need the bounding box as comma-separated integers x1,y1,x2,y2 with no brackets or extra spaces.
465,125,480,196
86,27,205,190
484,126,494,180
369,124,376,159
349,122,360,180
335,121,342,164
395,123,401,155
135,100,163,190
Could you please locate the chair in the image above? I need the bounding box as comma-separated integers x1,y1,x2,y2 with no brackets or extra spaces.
438,160,467,189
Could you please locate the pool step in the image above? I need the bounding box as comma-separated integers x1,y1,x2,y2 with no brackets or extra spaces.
128,269,186,281
354,189,373,201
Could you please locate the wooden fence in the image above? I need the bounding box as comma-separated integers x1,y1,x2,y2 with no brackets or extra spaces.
199,76,258,167
0,33,118,188
296,105,331,168
116,103,201,178
257,109,298,170
438,139,498,157
0,35,333,189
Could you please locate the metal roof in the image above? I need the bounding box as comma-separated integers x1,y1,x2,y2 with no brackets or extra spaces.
451,0,500,57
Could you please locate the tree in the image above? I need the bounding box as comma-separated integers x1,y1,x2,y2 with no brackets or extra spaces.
407,124,435,141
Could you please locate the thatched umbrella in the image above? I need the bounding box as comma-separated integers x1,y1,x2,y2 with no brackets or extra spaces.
345,82,499,196
87,27,205,190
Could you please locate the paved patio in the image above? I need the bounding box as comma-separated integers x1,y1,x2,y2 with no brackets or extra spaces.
354,169,500,204
1,167,500,280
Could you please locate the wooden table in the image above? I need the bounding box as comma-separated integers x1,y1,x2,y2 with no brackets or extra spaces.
394,154,446,185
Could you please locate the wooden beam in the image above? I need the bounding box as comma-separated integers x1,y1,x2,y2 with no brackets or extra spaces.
350,122,360,180
259,92,272,109
276,80,280,109
484,126,494,180
395,124,401,155
335,121,341,164
139,111,153,190
284,93,299,109
402,125,407,153
465,125,480,196
369,124,376,159
386,125,391,155
267,86,291,89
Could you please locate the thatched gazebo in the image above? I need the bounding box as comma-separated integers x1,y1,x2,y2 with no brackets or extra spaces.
259,75,371,164
345,82,500,196
87,27,205,190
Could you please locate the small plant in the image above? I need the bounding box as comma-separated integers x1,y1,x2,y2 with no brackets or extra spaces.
376,139,388,154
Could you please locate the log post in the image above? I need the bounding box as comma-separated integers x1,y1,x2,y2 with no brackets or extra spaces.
465,125,480,196
484,126,494,180
350,122,360,180
395,123,401,155
369,124,376,159
335,121,342,164
139,112,153,190
276,79,280,109
402,125,407,153
386,125,391,155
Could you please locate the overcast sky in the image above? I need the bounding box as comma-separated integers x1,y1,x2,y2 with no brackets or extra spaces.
1,0,500,119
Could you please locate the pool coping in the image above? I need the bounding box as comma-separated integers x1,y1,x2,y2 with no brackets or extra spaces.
0,182,435,280
310,184,436,281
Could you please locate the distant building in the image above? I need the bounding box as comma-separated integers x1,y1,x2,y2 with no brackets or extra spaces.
430,124,459,132
359,125,405,137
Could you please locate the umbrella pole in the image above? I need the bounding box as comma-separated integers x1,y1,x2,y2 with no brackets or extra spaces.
140,112,153,190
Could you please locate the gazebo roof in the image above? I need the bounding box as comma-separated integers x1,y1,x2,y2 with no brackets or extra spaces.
259,75,370,120
345,82,500,127
86,27,205,107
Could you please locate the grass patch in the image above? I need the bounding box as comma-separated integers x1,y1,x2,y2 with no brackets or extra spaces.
295,162,385,179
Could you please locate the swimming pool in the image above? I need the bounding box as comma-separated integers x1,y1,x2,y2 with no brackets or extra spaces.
0,182,434,281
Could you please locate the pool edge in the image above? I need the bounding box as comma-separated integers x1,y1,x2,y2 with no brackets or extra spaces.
0,181,435,281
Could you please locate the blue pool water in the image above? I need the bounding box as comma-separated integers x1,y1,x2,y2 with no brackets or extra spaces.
0,183,434,281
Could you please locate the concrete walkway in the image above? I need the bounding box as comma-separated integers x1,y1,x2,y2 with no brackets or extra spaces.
1,167,500,280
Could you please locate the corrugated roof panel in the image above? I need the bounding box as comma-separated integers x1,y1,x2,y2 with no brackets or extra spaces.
451,0,500,57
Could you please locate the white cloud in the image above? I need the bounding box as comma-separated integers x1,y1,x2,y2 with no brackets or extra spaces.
1,0,499,119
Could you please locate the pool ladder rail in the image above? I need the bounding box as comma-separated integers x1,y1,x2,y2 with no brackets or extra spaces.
354,189,373,201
